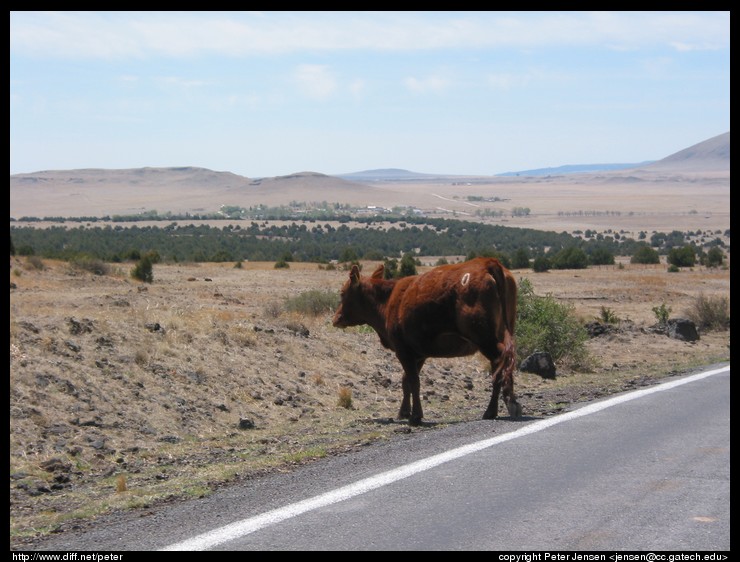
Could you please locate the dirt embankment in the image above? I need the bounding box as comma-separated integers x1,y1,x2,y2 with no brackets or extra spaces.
9,258,730,549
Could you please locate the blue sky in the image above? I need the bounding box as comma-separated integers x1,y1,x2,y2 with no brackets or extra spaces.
9,11,730,178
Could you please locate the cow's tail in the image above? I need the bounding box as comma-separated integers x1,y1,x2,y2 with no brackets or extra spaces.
500,329,516,378
486,259,517,377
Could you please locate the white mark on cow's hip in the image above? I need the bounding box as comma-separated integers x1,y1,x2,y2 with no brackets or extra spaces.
461,273,470,286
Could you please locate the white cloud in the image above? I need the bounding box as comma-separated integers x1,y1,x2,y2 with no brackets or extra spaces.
294,64,337,100
487,72,533,91
156,76,210,89
404,75,449,94
10,11,729,59
348,79,366,99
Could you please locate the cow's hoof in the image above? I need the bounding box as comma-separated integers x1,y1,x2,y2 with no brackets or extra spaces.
408,416,423,426
482,409,498,420
398,410,411,420
507,401,523,419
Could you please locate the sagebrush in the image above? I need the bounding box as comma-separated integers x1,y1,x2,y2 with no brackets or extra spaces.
685,293,730,331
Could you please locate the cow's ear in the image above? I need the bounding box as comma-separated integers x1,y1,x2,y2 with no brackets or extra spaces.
350,264,361,286
371,264,384,280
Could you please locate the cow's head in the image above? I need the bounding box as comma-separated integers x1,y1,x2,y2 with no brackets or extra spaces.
332,264,384,328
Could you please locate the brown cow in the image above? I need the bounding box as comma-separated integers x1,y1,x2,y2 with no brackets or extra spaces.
333,257,522,425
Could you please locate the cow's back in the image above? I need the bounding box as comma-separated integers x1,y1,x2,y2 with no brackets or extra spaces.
385,257,515,357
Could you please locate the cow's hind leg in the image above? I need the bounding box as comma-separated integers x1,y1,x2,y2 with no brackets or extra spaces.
483,367,502,419
398,356,425,425
500,365,522,418
398,375,412,420
482,342,522,419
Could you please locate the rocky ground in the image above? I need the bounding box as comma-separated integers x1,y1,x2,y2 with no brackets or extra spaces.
9,257,730,550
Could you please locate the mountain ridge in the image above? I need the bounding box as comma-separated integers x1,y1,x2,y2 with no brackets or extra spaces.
11,131,729,183
10,131,729,220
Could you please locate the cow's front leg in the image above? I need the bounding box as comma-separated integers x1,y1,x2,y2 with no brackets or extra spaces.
398,375,412,420
398,356,425,425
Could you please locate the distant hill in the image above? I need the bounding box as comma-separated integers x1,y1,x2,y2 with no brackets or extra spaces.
634,131,729,172
496,162,653,177
336,168,450,181
9,168,372,219
10,131,729,219
10,166,252,188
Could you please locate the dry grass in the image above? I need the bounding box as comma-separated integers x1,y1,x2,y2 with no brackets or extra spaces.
9,255,730,549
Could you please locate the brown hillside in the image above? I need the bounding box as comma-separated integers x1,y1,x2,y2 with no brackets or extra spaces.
10,133,730,236
9,257,731,549
634,131,730,173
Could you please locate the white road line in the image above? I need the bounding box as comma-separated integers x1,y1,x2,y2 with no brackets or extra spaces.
161,365,729,551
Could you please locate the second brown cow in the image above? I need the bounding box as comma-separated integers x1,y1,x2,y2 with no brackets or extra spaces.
332,257,522,425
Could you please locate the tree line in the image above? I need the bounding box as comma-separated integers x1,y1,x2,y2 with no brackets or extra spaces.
10,217,728,270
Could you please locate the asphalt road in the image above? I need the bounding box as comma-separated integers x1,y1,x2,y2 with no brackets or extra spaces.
25,364,730,552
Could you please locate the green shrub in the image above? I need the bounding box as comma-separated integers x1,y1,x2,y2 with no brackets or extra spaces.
511,248,531,269
25,255,45,271
398,252,418,278
551,247,588,269
516,278,589,369
702,247,725,268
532,256,551,272
284,289,340,316
588,247,615,266
631,245,660,265
599,306,620,324
685,293,729,331
131,255,153,283
383,258,398,279
667,245,696,268
651,302,672,326
71,255,110,276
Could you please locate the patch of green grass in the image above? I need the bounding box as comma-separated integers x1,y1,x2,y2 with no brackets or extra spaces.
284,289,339,316
282,446,328,464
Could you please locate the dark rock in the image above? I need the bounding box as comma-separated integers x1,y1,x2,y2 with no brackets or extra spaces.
39,458,71,473
520,351,557,379
286,323,310,337
68,317,93,335
89,440,106,450
238,418,255,430
585,321,615,337
18,320,40,333
666,318,699,342
96,336,114,348
64,340,81,352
